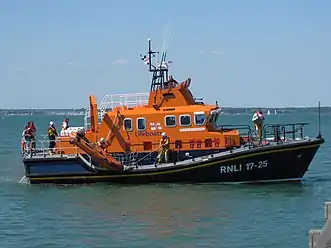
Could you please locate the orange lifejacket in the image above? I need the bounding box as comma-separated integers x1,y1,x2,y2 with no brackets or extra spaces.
21,138,25,151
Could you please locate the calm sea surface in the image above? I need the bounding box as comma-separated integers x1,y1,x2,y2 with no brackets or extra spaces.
0,114,330,248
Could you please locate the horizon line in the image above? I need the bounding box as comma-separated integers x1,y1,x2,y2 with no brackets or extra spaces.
0,106,330,110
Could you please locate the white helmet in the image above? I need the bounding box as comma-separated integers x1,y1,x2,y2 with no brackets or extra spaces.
161,132,166,137
49,121,54,125
100,137,105,142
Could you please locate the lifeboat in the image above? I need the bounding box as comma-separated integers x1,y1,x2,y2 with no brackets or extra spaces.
20,37,324,185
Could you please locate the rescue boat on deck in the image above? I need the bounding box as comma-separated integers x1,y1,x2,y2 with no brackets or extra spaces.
21,38,324,185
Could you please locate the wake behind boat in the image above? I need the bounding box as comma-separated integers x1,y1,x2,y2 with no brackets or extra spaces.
21,38,324,185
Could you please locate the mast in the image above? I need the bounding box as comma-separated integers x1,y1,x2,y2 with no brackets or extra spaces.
146,38,170,91
316,101,322,139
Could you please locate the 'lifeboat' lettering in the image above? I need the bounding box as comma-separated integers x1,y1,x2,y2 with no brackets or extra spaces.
135,131,162,137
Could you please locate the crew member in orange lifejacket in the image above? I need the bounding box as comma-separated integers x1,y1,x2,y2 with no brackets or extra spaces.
97,137,107,151
30,121,37,151
22,121,33,152
252,108,265,141
62,118,69,130
23,122,33,142
155,132,170,165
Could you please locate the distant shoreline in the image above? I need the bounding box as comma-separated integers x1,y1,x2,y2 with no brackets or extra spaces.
1,107,330,116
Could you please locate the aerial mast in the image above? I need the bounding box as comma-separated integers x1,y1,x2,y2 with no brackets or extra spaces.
143,24,171,91
147,38,169,91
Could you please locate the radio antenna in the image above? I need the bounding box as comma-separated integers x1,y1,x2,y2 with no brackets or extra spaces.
158,22,171,66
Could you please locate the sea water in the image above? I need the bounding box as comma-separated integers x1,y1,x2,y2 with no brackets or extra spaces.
0,113,330,248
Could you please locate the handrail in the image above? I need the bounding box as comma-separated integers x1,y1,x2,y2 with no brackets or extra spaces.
113,152,139,168
216,124,252,140
263,122,309,142
78,154,95,169
84,108,104,130
216,124,253,148
215,122,309,147
83,92,150,130
22,138,82,159
99,93,149,110
130,145,162,167
216,124,252,133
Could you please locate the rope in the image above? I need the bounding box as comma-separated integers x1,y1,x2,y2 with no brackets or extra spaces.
129,145,163,167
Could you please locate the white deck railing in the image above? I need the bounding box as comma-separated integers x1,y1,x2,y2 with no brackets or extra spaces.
83,92,149,130
99,92,149,111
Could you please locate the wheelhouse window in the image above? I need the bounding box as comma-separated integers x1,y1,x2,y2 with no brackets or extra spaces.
137,117,146,131
123,118,132,131
207,111,217,124
179,114,191,126
194,112,206,126
207,109,222,125
165,115,176,127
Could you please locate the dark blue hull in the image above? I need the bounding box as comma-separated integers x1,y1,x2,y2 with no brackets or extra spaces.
23,139,324,185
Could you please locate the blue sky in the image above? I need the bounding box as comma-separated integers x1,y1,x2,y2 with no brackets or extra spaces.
0,0,330,109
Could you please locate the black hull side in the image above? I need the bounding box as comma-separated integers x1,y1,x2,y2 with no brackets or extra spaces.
25,139,324,185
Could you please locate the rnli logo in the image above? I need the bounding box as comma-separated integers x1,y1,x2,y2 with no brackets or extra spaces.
150,122,162,131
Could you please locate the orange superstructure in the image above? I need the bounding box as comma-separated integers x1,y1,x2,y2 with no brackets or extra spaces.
55,39,243,163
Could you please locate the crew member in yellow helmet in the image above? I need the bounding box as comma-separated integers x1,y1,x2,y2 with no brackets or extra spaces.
155,132,170,165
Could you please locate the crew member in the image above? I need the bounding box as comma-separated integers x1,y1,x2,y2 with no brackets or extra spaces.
30,121,37,152
23,121,33,142
164,75,178,88
22,121,33,152
48,121,58,155
252,108,265,141
156,132,170,164
97,137,107,151
62,118,70,130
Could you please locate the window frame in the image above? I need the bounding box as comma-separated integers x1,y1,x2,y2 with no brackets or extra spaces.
123,118,133,132
194,112,206,126
136,117,146,131
207,110,216,124
164,115,177,127
179,114,192,127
